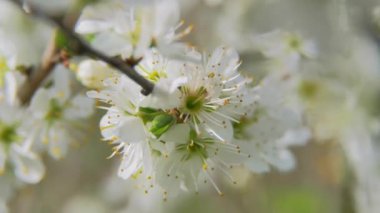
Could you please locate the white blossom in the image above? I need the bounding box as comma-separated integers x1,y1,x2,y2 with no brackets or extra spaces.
25,65,94,159
234,75,310,173
76,59,118,89
0,1,51,68
0,72,45,184
252,30,318,71
88,47,257,196
75,0,191,60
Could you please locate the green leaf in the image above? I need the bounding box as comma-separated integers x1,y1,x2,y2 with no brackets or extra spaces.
55,30,71,50
149,114,176,138
137,107,160,123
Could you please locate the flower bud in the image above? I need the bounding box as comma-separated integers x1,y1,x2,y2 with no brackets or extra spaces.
77,59,116,89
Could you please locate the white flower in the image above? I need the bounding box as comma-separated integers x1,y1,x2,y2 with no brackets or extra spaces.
234,75,310,173
75,0,191,60
88,46,254,196
76,59,118,89
26,65,94,159
156,123,247,197
0,1,51,68
252,30,318,71
0,72,45,184
87,74,154,181
0,105,45,184
136,49,187,109
170,46,254,142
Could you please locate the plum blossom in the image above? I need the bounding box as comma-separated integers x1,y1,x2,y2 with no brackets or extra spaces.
25,65,94,160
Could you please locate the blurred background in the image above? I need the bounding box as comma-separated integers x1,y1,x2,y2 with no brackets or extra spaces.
3,0,380,212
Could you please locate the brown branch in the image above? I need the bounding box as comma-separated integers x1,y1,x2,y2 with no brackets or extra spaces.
9,0,154,102
18,30,60,104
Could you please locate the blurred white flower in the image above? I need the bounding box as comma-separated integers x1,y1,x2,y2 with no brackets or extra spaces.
75,0,191,59
25,65,94,159
76,59,118,89
0,1,51,68
0,72,45,184
234,75,310,173
252,30,318,71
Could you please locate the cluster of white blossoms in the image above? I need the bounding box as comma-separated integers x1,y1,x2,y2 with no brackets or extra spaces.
2,0,380,212
0,71,45,185
24,65,94,160
0,63,94,207
75,0,311,198
0,2,95,209
0,0,316,210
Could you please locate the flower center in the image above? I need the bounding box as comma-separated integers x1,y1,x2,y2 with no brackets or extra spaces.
182,87,208,114
45,99,63,123
0,122,18,145
176,130,214,161
147,70,166,82
287,35,302,51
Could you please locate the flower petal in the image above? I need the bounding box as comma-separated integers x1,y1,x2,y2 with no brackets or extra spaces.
64,94,94,119
10,145,45,184
160,123,190,144
118,144,143,179
202,116,233,142
118,117,146,144
245,157,270,174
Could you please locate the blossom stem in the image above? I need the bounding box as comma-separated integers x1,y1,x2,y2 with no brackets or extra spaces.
18,30,60,105
9,0,155,97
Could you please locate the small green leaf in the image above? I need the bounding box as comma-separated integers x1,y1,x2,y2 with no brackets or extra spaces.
137,107,160,123
149,114,176,138
55,30,71,50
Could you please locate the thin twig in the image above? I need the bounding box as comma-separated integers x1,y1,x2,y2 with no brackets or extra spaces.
10,0,154,97
18,30,59,104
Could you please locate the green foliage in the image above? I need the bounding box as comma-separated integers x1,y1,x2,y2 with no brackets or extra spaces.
55,30,71,50
149,114,176,138
138,107,160,123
